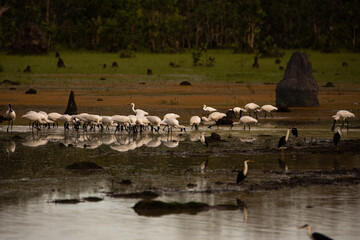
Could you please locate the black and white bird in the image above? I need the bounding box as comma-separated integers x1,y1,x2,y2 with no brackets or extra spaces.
333,127,341,149
200,132,208,147
236,160,255,184
278,128,291,149
298,224,333,240
291,125,298,137
6,104,16,132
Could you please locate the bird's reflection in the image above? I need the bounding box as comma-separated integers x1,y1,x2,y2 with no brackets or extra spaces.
235,198,248,224
6,140,16,155
18,131,190,152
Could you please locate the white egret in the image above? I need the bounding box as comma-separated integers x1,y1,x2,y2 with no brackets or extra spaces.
131,103,149,116
203,105,217,112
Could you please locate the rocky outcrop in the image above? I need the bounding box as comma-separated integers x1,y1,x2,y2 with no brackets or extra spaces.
276,52,319,107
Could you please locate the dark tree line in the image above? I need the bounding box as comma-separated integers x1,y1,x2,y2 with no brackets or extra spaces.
0,0,359,53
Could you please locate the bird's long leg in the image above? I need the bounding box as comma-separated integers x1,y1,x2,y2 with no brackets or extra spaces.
270,112,273,118
264,112,266,118
255,111,258,119
7,120,10,132
11,120,13,131
345,119,349,130
331,120,336,131
243,125,245,130
248,124,251,130
341,120,345,128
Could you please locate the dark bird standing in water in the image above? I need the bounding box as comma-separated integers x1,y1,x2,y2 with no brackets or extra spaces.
278,128,290,149
298,224,333,240
291,125,298,137
236,160,255,184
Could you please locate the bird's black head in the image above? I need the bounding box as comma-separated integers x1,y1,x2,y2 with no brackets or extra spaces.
8,104,11,108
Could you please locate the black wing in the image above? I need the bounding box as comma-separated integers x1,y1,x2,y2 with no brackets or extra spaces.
236,170,246,184
333,132,341,146
291,127,298,137
312,232,334,240
278,136,286,148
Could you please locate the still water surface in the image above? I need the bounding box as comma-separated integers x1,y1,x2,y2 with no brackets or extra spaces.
0,125,359,240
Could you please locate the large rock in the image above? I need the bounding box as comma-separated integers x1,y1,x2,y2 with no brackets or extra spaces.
64,91,77,115
11,23,47,54
276,52,319,107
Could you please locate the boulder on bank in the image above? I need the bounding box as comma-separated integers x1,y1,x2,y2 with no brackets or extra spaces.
276,52,319,107
64,91,77,115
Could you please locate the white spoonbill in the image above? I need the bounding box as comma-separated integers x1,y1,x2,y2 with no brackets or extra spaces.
259,105,278,118
203,105,217,112
146,116,166,132
190,116,201,130
22,111,43,129
163,113,180,120
48,112,62,128
163,118,186,133
5,104,16,132
233,116,258,130
331,110,355,130
233,107,247,118
201,112,228,129
244,103,260,119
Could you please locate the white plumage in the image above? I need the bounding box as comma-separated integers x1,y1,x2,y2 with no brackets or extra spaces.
190,116,201,130
203,105,217,112
259,105,278,118
233,116,258,130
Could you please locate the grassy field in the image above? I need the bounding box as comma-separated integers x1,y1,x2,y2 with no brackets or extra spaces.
0,49,359,85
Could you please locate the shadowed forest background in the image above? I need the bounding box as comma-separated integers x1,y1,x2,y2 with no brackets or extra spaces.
0,0,359,54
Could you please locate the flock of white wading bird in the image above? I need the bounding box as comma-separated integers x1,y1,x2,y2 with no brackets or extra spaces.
4,102,356,240
5,102,356,150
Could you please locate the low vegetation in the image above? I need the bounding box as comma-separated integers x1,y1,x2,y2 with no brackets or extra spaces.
0,50,359,87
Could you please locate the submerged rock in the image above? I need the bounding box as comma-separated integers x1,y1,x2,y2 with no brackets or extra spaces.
276,52,319,107
109,191,159,199
133,200,210,217
53,199,81,204
65,161,103,171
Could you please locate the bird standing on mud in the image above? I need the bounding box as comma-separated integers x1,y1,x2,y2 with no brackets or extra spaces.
6,104,16,132
236,160,255,184
203,105,217,112
298,224,333,240
331,110,355,131
278,128,291,150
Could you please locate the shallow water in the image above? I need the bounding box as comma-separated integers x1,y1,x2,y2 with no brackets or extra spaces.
0,124,359,240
